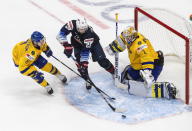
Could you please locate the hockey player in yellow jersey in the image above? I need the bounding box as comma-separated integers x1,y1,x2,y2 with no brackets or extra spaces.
105,26,177,99
12,31,67,95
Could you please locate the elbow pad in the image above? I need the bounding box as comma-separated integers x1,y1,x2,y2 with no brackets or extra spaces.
56,31,68,44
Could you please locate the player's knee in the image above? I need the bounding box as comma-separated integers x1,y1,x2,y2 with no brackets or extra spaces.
121,65,131,81
31,71,45,84
121,65,141,81
40,62,59,75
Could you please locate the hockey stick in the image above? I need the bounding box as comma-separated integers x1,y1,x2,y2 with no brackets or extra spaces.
51,55,115,101
69,56,127,112
114,13,120,87
52,55,127,113
113,13,128,90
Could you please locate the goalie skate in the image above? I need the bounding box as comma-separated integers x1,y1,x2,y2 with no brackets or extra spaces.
164,82,177,99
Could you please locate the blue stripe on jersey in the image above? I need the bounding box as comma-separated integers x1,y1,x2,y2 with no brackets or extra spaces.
33,55,48,69
80,49,90,62
20,67,30,74
142,62,154,65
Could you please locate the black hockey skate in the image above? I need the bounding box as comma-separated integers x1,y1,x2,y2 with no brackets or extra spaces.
57,74,67,84
61,75,67,84
86,82,92,90
45,86,54,95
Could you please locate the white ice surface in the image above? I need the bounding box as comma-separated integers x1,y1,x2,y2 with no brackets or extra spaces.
0,0,192,131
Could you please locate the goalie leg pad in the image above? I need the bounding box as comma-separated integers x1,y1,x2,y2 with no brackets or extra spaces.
152,82,177,99
127,81,177,99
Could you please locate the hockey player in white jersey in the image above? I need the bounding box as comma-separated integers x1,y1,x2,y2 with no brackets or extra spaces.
105,26,177,99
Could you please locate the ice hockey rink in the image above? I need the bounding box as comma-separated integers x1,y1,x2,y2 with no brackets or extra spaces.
0,0,192,131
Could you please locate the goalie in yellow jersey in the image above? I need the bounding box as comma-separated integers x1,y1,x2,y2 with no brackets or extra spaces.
12,31,67,95
105,26,177,99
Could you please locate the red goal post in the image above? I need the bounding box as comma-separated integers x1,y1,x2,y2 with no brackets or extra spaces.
134,7,192,104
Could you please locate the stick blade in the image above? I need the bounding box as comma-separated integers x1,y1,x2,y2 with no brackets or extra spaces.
115,108,127,113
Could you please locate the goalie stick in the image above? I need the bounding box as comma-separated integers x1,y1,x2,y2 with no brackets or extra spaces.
114,13,119,88
114,13,128,90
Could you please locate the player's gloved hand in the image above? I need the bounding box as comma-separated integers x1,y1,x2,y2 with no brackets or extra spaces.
140,69,154,88
63,42,73,58
44,47,53,57
32,71,44,82
78,61,89,80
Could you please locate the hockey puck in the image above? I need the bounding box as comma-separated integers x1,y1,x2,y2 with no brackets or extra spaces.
121,115,126,119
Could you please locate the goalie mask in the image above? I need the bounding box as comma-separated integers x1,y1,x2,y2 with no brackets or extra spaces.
76,18,88,34
121,26,136,44
31,31,46,48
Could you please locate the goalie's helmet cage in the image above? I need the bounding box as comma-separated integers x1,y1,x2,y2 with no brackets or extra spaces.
134,7,192,104
121,26,137,44
76,18,88,34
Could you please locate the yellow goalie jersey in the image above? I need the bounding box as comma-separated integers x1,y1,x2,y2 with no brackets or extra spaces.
109,32,159,70
12,39,48,75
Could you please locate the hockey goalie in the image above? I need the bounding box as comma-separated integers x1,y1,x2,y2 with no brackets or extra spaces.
105,26,177,99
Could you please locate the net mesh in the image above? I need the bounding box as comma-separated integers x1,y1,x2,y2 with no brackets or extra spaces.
136,8,192,104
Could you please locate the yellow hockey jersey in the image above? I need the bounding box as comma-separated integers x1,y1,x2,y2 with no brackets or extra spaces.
12,39,49,75
110,32,159,70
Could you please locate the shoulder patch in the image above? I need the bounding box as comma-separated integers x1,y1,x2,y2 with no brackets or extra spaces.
26,53,34,61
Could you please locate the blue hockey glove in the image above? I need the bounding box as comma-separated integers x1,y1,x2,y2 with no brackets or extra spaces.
44,47,53,57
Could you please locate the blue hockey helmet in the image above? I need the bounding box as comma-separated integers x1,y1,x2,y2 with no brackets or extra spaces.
31,31,45,47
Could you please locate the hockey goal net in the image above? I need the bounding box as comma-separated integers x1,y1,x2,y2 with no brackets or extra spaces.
134,7,192,104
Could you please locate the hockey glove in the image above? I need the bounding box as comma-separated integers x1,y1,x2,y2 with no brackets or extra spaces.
140,69,154,88
63,42,73,58
44,47,53,57
78,61,89,80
